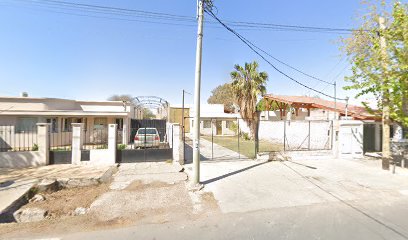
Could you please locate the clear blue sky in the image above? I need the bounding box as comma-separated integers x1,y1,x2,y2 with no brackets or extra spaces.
0,0,368,106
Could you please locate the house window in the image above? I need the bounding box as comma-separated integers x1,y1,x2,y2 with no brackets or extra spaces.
116,118,124,130
226,120,233,128
46,118,58,133
94,118,107,129
16,117,37,132
203,120,211,128
62,118,83,132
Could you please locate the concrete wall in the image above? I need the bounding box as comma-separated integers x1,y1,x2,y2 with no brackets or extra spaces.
0,123,49,168
0,151,44,168
256,120,332,150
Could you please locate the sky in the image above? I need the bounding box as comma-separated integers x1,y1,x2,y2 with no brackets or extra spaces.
0,0,376,107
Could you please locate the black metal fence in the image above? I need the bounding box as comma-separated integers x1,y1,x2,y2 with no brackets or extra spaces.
82,128,108,150
0,126,38,152
49,130,72,151
116,124,174,163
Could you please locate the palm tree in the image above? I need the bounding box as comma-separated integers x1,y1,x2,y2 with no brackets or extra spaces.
230,61,268,139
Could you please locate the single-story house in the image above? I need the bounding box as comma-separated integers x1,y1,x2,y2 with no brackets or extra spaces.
0,95,143,149
168,104,239,136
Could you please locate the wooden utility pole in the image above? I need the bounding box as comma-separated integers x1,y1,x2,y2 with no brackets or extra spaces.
379,16,391,170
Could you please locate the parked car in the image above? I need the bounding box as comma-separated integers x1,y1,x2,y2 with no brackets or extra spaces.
134,128,160,148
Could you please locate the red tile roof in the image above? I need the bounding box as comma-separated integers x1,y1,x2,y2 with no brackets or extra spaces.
263,94,379,120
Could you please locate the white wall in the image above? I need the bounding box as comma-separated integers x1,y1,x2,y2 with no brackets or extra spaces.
0,151,44,168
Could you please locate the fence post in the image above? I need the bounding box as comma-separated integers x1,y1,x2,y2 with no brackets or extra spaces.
108,124,117,164
71,123,84,165
122,120,128,144
36,123,50,166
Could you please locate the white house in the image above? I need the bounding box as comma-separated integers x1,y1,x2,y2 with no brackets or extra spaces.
0,95,143,147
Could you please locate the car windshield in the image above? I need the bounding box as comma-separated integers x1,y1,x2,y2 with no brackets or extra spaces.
137,129,157,134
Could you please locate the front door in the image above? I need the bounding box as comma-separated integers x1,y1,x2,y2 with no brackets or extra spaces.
216,121,222,135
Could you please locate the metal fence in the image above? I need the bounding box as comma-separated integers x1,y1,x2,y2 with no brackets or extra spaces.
49,130,72,151
0,126,38,152
182,117,333,161
82,128,108,150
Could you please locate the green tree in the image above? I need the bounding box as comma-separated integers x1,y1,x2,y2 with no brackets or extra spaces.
143,108,156,119
207,83,235,112
107,94,136,104
340,2,408,169
230,61,268,139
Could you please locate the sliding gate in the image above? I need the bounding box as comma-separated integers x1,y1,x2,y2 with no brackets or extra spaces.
116,119,173,163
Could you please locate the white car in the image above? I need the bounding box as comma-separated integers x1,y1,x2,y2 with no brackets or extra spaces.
134,128,160,148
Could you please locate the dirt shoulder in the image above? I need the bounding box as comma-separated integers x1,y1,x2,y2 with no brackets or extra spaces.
0,180,220,239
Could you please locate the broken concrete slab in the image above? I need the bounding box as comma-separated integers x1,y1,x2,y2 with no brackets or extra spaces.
13,207,47,223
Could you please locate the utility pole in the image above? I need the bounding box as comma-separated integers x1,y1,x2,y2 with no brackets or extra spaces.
379,16,391,170
192,0,205,185
334,81,337,119
181,89,185,161
345,97,349,119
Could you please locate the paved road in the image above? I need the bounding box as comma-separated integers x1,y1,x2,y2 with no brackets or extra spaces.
4,139,408,240
56,197,408,240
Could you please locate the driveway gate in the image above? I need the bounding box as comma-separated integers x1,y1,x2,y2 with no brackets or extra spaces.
116,119,173,163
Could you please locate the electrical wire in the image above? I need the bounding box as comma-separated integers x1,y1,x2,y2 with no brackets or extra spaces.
8,0,361,34
205,8,347,101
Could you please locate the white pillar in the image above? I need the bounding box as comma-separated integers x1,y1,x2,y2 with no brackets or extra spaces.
107,124,117,164
171,123,183,165
71,123,84,165
36,123,50,165
122,119,128,144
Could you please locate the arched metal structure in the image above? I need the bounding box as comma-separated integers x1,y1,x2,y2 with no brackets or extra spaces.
134,96,169,119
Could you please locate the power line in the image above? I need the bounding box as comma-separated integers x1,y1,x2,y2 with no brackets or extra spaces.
205,8,346,100
8,0,361,34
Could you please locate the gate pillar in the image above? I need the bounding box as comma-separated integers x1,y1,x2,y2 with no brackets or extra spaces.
71,123,84,165
107,124,117,164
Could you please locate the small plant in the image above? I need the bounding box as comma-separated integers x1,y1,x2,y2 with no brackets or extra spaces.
117,144,127,150
241,132,250,141
31,144,39,151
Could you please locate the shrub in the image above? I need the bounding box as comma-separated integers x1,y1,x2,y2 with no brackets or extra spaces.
31,144,39,151
117,144,127,150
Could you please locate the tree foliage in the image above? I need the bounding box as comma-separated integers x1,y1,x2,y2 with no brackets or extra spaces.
107,94,136,104
143,108,156,119
207,83,235,112
341,2,408,126
230,61,268,139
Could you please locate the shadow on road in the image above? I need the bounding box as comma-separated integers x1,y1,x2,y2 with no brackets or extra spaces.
201,161,270,185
